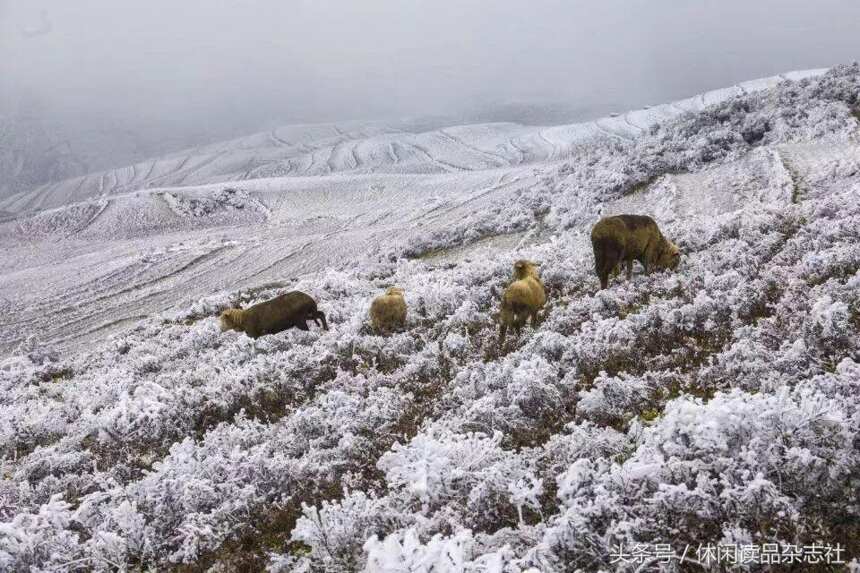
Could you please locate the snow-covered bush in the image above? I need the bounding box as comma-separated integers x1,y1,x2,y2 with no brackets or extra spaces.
538,374,859,570
362,528,527,573
378,425,542,530
289,491,409,571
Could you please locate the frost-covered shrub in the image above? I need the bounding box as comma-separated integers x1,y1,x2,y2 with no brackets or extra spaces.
362,528,529,573
446,354,569,446
378,425,542,531
538,379,859,570
0,495,85,571
162,187,259,218
289,491,410,572
576,371,669,427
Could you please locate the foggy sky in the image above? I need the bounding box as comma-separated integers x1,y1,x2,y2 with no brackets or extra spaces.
2,0,859,138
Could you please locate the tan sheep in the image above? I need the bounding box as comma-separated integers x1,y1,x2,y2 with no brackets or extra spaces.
591,214,680,289
370,287,407,333
498,260,546,347
219,291,327,339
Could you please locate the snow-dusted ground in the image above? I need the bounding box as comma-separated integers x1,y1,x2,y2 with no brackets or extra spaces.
1,66,858,571
0,70,826,216
0,69,829,357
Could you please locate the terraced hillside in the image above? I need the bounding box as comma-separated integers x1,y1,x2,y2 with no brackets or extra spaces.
0,70,829,356
0,70,825,215
0,66,858,571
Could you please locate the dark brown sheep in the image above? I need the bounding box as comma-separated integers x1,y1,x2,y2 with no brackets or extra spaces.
219,291,328,338
591,214,680,289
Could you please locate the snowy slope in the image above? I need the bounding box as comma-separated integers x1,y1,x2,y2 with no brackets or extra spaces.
0,70,831,356
0,66,858,571
0,168,545,355
0,70,826,215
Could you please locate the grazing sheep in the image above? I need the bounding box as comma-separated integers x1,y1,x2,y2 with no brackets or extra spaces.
370,287,407,333
591,214,680,289
219,291,327,338
498,260,546,347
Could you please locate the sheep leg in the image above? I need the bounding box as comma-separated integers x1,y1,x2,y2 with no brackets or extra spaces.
297,320,309,331
597,261,611,289
596,264,610,288
594,240,621,290
514,312,528,334
625,259,633,280
498,323,507,348
514,312,529,330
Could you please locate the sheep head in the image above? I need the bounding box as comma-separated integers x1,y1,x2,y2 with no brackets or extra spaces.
219,308,245,332
657,242,681,270
512,259,540,280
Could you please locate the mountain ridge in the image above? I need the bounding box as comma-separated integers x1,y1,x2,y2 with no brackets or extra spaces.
0,69,827,215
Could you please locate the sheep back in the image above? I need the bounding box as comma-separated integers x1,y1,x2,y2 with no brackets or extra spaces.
591,214,679,288
370,289,407,332
224,291,322,338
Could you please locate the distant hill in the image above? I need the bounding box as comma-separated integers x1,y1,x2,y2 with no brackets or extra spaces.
0,69,825,215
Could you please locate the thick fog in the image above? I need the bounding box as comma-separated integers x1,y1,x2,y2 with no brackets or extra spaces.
2,0,859,166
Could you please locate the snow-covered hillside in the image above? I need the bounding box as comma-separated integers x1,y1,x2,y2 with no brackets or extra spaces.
1,65,859,571
0,70,830,357
0,70,825,215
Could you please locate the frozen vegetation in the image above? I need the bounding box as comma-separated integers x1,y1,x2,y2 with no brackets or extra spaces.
1,65,859,571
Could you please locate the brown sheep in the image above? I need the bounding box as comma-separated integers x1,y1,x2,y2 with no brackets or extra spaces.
591,214,680,289
219,291,328,338
498,260,546,347
370,287,407,333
